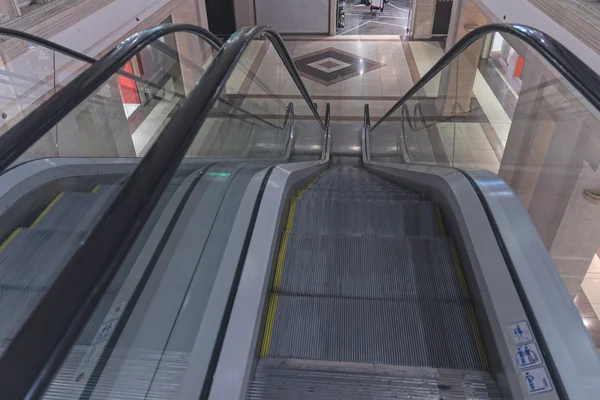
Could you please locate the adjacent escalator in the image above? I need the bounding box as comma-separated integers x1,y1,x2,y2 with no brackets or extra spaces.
0,173,190,355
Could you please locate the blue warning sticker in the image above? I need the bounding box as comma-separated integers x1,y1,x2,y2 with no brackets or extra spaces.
82,344,102,365
93,320,116,343
107,301,126,320
507,320,533,344
523,367,552,394
515,342,543,369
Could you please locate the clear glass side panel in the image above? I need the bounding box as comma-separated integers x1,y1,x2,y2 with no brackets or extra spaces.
40,35,328,400
187,34,325,160
0,36,61,143
370,32,600,303
8,31,217,165
0,32,215,372
370,37,487,168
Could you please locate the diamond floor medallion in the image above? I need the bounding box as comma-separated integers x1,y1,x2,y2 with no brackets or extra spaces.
294,47,384,86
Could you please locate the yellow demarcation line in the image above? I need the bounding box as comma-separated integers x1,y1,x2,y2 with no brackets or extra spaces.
435,204,447,237
30,192,64,228
437,203,488,369
0,228,22,254
273,233,289,292
449,238,490,370
261,170,325,357
260,294,278,357
91,185,101,193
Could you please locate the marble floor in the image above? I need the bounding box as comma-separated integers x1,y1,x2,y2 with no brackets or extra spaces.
230,36,513,172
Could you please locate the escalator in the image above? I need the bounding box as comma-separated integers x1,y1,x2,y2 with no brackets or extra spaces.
250,164,501,398
0,24,224,362
0,21,598,400
0,184,118,349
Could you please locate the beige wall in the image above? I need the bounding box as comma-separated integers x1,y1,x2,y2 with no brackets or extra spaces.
171,0,213,95
234,0,254,28
436,0,487,114
447,0,488,48
499,51,600,296
412,0,436,39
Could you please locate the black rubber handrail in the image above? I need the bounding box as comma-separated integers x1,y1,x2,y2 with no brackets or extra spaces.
0,23,222,171
0,24,325,400
370,24,600,131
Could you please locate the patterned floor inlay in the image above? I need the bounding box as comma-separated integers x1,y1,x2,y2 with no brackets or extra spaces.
294,47,384,86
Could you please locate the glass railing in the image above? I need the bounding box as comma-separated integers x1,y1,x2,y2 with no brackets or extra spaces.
364,25,600,398
38,27,327,399
368,24,600,298
0,26,221,163
186,32,327,160
0,24,328,400
0,25,226,399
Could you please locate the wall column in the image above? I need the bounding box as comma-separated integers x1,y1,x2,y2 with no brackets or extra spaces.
499,51,600,295
436,0,487,115
234,0,254,29
171,0,213,96
412,0,436,39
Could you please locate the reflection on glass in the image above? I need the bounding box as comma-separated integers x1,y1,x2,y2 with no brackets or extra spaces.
39,31,328,400
369,31,600,303
0,31,218,391
0,32,218,165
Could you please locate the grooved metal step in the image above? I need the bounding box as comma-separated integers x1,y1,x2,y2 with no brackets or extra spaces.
278,234,462,299
264,295,485,371
0,228,86,340
291,199,441,236
248,358,502,400
35,186,118,230
254,166,493,398
301,190,422,201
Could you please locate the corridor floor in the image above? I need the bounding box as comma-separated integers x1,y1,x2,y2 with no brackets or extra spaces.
236,35,515,173
337,0,413,36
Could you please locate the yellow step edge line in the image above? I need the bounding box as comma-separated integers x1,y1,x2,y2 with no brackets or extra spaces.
91,185,100,193
260,294,278,357
450,240,489,370
450,242,470,299
261,171,324,357
468,305,490,370
273,233,289,292
286,197,297,232
0,228,22,254
297,170,325,199
30,192,65,228
435,204,447,237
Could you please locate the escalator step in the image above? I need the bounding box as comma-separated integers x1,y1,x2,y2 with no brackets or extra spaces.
291,199,440,236
248,358,502,400
301,191,422,201
91,184,120,196
264,295,486,371
278,234,462,299
309,182,415,191
34,186,118,231
0,228,86,339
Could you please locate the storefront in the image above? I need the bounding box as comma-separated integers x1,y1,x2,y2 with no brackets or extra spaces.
488,32,524,95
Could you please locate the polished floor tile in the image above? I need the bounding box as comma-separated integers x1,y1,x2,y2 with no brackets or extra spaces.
337,0,413,36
